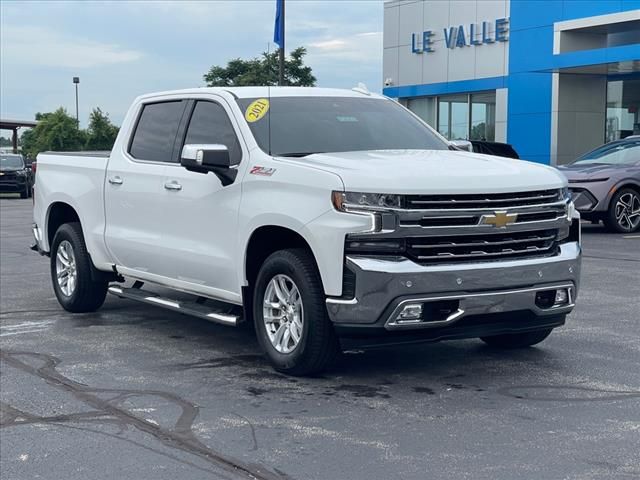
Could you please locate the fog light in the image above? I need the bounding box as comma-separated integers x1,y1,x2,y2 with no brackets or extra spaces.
396,304,423,322
554,288,569,306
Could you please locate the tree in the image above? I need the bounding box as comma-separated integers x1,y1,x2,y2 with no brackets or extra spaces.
21,109,85,160
203,47,316,87
85,108,119,150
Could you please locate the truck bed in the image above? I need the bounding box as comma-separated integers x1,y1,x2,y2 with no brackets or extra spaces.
33,151,111,267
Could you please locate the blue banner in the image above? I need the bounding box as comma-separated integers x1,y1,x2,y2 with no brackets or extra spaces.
274,0,284,49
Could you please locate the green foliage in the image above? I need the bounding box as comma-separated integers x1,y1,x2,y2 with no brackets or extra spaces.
203,47,316,87
0,137,12,147
85,108,119,151
20,108,84,160
20,107,119,160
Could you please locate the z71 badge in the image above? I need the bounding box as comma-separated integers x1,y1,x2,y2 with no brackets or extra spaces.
249,166,276,176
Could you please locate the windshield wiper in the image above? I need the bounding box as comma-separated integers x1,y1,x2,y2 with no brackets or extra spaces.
276,152,325,158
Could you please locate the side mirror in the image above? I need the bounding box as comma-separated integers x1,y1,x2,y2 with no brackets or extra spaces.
449,140,473,152
180,144,237,185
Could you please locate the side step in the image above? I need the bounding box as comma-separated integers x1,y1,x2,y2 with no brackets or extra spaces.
107,285,241,326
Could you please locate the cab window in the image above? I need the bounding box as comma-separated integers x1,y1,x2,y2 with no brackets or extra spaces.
183,101,242,165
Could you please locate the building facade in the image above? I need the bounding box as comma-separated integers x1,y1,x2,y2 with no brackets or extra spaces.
383,0,640,164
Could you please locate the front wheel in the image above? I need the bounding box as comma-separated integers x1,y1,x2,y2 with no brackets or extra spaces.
481,327,554,349
605,188,640,233
50,222,108,313
253,248,340,376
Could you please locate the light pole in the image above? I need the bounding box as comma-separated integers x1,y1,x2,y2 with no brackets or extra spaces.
73,77,80,126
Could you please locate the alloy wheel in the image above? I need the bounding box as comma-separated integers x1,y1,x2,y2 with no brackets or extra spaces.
55,240,77,296
615,192,640,231
263,274,304,354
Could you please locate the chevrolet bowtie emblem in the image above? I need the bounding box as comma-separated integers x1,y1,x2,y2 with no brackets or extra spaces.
480,211,518,228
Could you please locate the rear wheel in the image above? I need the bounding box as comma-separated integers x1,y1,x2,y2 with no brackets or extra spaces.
253,248,340,376
481,327,554,349
605,188,640,233
50,222,108,312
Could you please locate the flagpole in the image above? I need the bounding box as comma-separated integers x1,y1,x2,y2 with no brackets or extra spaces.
278,0,285,86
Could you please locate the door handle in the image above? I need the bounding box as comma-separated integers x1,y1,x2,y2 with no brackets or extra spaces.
108,176,123,185
164,181,182,191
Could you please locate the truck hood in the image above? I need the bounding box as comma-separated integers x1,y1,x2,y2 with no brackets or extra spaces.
301,150,567,194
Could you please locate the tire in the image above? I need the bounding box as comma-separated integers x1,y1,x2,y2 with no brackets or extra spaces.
481,327,554,349
604,188,640,233
20,186,28,199
253,248,340,376
50,222,108,313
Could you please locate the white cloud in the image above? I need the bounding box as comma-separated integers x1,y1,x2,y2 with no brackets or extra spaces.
308,31,382,62
1,25,143,69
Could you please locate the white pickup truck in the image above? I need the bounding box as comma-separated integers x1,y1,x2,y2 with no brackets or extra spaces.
32,87,581,375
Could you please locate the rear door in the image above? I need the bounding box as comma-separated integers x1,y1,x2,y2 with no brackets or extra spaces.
104,99,187,275
158,97,245,301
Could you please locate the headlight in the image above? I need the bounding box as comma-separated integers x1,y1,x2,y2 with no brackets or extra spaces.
332,191,400,233
16,170,27,176
332,191,402,211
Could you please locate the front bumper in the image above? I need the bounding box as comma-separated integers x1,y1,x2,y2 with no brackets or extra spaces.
0,179,27,192
326,242,581,337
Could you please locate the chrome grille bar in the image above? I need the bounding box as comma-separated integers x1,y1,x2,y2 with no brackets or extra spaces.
405,189,562,210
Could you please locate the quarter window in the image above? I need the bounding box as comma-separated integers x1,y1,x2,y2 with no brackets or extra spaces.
129,101,185,162
184,101,242,164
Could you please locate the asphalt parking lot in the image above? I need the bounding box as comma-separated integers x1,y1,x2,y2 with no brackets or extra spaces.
1,196,639,480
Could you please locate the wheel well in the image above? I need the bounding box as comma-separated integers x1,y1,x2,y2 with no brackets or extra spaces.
245,226,314,288
608,183,640,208
47,202,80,247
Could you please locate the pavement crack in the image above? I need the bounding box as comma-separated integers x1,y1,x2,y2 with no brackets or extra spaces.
0,349,292,480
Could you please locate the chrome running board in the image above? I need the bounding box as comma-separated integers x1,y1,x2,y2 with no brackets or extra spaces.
107,285,241,326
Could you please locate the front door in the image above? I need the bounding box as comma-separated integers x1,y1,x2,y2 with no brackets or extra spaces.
159,98,245,302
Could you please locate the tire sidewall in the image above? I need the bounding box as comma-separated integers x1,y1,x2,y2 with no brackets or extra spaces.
253,253,314,370
51,226,79,309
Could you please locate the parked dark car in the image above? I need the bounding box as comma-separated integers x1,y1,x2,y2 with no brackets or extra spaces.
471,140,519,159
558,136,640,233
0,153,33,198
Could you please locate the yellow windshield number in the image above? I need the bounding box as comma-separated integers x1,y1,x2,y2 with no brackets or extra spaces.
245,99,270,123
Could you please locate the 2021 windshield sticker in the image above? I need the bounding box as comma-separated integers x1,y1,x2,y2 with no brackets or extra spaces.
245,98,270,123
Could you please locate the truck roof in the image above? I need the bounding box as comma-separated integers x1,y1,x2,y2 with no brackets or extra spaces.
135,86,386,102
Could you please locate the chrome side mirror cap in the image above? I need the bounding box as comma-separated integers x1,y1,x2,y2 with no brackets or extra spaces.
180,144,236,185
180,144,230,169
450,140,473,152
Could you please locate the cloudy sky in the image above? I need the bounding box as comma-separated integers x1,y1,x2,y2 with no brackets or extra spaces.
0,0,383,127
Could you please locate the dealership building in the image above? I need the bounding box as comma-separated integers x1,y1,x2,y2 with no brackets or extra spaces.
383,0,640,164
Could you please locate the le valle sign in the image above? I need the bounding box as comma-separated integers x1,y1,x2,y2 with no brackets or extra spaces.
411,18,509,53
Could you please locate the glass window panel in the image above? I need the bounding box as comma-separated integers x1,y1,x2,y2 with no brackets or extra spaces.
407,97,437,128
606,79,640,142
470,92,496,141
438,99,450,138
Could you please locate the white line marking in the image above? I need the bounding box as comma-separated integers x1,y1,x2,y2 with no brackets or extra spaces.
0,328,50,337
622,235,640,239
0,320,55,337
1,321,55,330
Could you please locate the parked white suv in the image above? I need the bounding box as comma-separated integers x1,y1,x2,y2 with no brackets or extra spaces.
32,87,581,375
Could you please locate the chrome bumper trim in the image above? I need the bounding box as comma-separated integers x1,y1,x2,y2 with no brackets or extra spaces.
385,283,575,330
326,242,581,327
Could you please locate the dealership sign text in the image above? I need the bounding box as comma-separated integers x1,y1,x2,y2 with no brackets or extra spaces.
411,18,509,53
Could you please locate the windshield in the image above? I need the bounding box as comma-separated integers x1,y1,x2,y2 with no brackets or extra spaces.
236,96,448,157
0,154,25,169
572,140,640,166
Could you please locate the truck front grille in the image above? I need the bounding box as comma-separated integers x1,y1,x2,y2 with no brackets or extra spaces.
405,229,559,265
345,189,570,266
405,189,563,210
